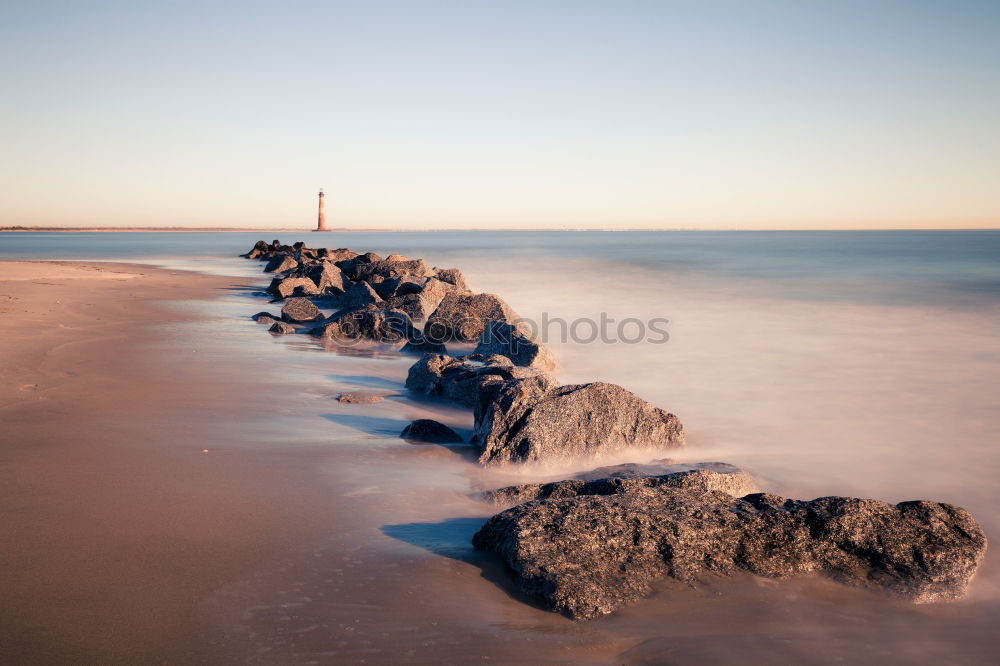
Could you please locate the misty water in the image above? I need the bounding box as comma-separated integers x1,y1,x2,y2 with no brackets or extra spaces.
4,230,999,663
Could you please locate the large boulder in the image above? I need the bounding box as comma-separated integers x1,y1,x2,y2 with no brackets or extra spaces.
264,254,298,274
478,462,759,507
473,487,988,620
433,268,469,292
267,276,321,299
405,353,555,407
424,293,520,343
473,320,556,371
302,262,351,294
280,297,323,323
338,281,382,310
376,280,462,321
356,258,431,283
474,381,684,466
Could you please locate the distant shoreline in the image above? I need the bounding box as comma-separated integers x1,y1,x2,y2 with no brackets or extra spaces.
0,227,354,233
2,226,998,233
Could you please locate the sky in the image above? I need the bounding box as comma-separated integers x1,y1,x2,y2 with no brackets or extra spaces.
0,0,998,230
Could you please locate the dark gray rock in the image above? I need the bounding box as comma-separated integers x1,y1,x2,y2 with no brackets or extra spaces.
315,309,416,345
306,262,351,294
394,275,430,297
280,297,323,323
378,289,455,322
264,254,299,273
251,311,280,325
406,353,556,407
339,281,382,310
366,275,400,299
400,419,464,443
473,320,556,371
478,462,759,507
473,486,988,620
424,293,520,343
388,278,462,322
356,258,431,283
267,276,321,299
244,240,270,259
317,248,359,262
433,268,469,292
474,381,684,466
268,321,296,335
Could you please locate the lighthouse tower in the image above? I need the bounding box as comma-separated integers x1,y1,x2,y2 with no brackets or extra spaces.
315,188,328,232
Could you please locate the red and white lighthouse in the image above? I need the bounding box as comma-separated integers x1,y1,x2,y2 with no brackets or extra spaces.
315,188,328,232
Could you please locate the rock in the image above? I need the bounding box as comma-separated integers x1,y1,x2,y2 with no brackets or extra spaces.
478,462,759,507
377,291,447,322
424,293,520,343
317,248,359,262
405,353,555,407
474,381,684,466
377,278,462,323
400,419,464,443
305,262,351,294
365,275,400,299
267,276,321,299
281,297,323,323
339,281,382,310
244,240,270,259
335,252,384,280
356,258,431,283
251,311,280,324
473,487,988,620
433,268,469,292
316,309,416,345
394,275,429,297
473,320,556,371
385,253,411,262
268,321,296,335
335,392,384,404
264,254,299,273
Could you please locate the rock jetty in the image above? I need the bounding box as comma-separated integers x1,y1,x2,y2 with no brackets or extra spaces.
240,240,988,617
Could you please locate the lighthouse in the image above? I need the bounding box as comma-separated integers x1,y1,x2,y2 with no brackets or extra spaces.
314,188,328,232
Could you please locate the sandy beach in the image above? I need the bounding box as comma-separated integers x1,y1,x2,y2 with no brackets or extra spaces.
0,261,337,663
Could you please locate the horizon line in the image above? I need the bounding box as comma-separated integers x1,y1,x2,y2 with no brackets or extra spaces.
2,226,1000,233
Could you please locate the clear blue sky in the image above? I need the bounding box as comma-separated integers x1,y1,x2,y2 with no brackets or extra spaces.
1,0,998,229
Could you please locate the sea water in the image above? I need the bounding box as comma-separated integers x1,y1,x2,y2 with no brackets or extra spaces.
4,230,999,663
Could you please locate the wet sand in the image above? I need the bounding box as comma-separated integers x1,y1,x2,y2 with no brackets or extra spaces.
0,262,338,664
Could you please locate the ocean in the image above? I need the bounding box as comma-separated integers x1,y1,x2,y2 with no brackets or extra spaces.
3,229,999,663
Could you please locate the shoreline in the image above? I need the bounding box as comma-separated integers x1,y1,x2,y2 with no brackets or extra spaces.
0,261,339,663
